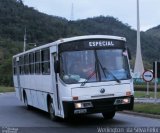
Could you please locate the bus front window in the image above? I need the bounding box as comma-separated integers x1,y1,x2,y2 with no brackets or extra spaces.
96,49,131,82
60,50,96,84
59,49,131,84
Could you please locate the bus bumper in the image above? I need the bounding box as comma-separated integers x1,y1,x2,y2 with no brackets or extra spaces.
62,96,134,117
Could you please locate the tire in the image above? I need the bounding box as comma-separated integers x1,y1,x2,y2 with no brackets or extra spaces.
48,100,59,121
24,93,31,110
102,111,115,120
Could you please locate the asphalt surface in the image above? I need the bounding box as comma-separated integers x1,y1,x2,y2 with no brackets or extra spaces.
0,93,160,133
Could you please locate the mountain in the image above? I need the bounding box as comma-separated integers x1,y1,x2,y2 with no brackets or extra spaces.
146,25,160,39
0,0,68,43
0,0,160,85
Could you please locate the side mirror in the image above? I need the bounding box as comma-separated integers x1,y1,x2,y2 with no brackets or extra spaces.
127,47,132,60
54,60,60,73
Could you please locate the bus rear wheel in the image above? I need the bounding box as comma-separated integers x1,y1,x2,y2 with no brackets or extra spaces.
24,93,31,110
102,111,115,120
48,100,59,121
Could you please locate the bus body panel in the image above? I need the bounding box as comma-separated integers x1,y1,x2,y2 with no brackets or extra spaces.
25,89,32,105
14,87,21,101
24,88,49,111
19,75,52,92
71,83,132,100
36,91,48,111
59,80,134,100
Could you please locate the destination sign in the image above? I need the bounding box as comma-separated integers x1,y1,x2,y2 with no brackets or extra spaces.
59,39,125,53
88,41,115,47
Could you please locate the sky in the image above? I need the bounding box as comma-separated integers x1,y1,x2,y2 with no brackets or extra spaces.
23,0,160,31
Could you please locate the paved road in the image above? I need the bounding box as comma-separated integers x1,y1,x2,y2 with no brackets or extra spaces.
0,93,160,133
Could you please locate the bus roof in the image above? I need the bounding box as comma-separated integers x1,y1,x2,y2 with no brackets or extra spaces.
59,35,126,44
13,35,126,57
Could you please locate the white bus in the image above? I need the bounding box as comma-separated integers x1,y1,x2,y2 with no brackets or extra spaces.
13,35,134,120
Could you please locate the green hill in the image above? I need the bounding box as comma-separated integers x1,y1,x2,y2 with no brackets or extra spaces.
146,25,160,39
0,0,159,86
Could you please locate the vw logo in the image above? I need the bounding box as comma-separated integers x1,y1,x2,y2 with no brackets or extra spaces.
100,88,105,94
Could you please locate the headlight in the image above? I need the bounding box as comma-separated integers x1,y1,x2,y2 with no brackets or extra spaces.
123,98,130,104
74,102,93,109
75,103,83,108
114,98,131,105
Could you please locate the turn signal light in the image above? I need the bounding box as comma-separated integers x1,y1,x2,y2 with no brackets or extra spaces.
126,91,131,96
72,96,78,100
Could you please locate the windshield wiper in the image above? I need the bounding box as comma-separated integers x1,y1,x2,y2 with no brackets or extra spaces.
81,70,96,86
96,56,120,83
94,51,120,83
81,50,120,86
81,52,99,86
103,67,121,83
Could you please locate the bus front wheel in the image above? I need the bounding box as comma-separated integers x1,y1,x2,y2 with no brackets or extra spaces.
48,100,59,121
102,111,115,120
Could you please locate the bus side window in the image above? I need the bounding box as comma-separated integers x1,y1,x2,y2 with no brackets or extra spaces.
35,51,41,74
19,56,24,75
24,54,29,74
41,49,50,75
29,52,35,74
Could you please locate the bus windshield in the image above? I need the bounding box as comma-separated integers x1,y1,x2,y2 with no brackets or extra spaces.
59,49,131,84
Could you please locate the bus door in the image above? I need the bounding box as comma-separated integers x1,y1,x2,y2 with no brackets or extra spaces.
16,57,22,101
50,46,61,115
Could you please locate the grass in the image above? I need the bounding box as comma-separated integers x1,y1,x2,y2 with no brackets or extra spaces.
0,86,15,93
134,91,160,98
134,103,160,115
134,90,160,115
134,91,160,115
